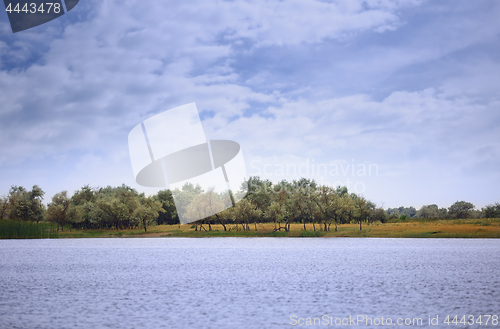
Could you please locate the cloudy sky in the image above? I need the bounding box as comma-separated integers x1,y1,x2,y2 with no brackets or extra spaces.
1,0,499,209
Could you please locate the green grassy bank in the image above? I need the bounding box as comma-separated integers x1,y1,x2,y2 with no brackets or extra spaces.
52,219,500,239
2,219,499,239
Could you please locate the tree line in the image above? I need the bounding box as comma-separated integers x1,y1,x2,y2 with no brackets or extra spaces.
1,177,499,232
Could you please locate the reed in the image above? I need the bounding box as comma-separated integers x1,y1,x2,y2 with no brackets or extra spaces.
0,220,58,239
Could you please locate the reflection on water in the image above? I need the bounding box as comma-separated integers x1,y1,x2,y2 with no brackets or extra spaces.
0,238,499,328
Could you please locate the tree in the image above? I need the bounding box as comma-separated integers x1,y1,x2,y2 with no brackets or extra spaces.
386,206,417,218
448,201,475,219
311,186,337,231
94,185,140,230
244,176,274,215
291,184,317,231
46,191,71,231
8,185,45,222
232,198,262,231
338,195,355,225
483,202,500,218
0,195,8,220
133,196,164,232
371,207,388,223
70,185,97,229
155,190,179,225
172,183,204,223
417,204,439,218
354,195,373,231
216,206,234,231
266,190,289,231
437,207,448,219
184,188,229,230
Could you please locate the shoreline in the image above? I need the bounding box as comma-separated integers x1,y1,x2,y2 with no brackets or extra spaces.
51,220,500,239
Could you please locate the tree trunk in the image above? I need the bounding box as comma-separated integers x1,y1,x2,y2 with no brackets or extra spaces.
313,223,315,231
143,218,147,232
359,220,362,231
335,222,337,232
303,221,306,231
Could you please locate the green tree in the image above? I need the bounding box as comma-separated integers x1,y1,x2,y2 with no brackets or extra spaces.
483,202,500,218
215,205,234,231
417,204,439,218
371,207,388,223
172,183,204,222
448,201,475,219
155,190,179,225
232,198,263,231
94,185,141,230
338,194,355,225
133,195,164,232
70,185,97,229
243,177,274,215
0,195,8,220
184,188,229,230
386,206,417,218
312,186,340,232
266,189,289,231
8,185,45,222
291,184,317,230
354,195,373,231
437,207,448,219
46,191,71,231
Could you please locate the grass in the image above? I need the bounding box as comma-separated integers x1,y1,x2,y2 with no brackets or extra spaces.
0,220,58,239
51,219,500,239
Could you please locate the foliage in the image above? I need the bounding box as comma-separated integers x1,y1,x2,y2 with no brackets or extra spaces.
7,185,45,222
0,177,486,236
386,206,417,218
448,201,475,219
155,190,179,225
46,191,75,231
0,220,57,239
483,202,500,218
133,195,164,232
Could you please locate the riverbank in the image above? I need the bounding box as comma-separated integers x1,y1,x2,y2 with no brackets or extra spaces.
51,219,500,239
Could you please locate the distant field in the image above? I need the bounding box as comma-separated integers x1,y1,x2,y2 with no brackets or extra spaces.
54,218,500,239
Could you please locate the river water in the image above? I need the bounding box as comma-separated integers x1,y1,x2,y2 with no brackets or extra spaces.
0,238,499,328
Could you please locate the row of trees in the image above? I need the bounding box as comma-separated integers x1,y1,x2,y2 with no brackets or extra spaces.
0,185,163,232
1,177,499,232
386,201,487,220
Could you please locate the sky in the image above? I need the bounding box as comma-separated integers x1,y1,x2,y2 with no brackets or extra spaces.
0,0,499,210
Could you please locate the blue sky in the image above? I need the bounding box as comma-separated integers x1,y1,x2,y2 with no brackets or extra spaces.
0,0,499,209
